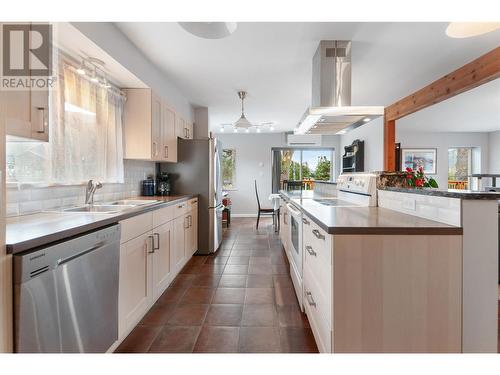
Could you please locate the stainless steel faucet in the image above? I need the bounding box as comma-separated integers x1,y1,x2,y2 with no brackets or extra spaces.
85,180,103,205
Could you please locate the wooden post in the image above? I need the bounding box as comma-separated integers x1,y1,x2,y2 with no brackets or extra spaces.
384,118,396,171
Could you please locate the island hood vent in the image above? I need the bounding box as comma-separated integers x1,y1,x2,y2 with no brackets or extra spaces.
294,40,384,135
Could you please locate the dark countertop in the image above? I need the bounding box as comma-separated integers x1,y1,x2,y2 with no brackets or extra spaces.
6,195,197,254
280,190,462,235
378,186,500,200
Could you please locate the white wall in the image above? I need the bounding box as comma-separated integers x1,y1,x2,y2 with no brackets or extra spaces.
217,133,283,216
339,117,385,173
488,130,500,173
396,131,489,189
71,22,193,122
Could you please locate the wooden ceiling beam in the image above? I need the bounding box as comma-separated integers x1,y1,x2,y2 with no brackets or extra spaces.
383,46,500,171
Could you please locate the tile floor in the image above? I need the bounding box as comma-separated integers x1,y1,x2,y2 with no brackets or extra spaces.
116,217,318,353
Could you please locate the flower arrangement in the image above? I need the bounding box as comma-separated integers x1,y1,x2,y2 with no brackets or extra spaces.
405,166,438,188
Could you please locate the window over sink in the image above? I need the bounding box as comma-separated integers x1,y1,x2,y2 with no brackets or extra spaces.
6,52,126,186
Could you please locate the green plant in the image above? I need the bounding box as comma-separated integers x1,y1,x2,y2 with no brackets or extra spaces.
405,166,438,188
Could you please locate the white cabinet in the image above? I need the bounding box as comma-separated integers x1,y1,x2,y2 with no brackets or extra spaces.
187,199,198,256
123,89,177,162
176,115,193,139
302,214,333,353
173,215,187,274
118,200,197,340
4,84,49,141
119,229,153,337
2,23,49,142
161,105,178,162
151,221,174,300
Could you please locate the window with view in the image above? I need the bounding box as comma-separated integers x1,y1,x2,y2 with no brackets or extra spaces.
276,148,334,191
448,147,474,190
222,149,236,190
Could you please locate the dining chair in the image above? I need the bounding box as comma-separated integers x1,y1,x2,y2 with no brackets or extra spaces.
254,180,277,229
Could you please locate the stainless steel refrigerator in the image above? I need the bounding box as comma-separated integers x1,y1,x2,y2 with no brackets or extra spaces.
160,137,223,254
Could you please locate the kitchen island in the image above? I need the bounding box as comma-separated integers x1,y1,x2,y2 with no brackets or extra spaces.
280,189,464,353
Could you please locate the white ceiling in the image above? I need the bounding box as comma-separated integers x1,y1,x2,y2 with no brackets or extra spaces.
398,78,500,133
115,22,500,132
54,23,147,88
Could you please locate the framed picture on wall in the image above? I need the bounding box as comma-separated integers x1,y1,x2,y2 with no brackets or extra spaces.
401,148,437,174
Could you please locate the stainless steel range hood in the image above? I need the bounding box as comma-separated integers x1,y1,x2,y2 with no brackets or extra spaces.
295,40,384,135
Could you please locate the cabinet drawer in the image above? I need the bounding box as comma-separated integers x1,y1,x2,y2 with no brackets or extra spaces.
303,219,332,294
153,205,174,228
173,201,188,217
303,265,332,353
303,218,331,267
120,212,153,244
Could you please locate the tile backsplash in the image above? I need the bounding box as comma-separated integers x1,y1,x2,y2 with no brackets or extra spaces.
7,160,156,216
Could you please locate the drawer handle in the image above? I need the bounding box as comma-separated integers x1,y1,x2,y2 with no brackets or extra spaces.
153,232,160,250
178,204,184,208
164,145,168,158
312,229,325,240
302,217,310,225
305,291,316,307
305,245,317,256
148,235,155,253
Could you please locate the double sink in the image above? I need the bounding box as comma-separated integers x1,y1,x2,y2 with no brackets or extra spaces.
57,199,161,214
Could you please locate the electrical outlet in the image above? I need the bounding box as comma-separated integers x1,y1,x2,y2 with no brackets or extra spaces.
402,198,416,210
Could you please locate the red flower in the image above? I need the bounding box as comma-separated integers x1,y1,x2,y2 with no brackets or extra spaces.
415,178,424,187
418,166,424,173
406,167,413,172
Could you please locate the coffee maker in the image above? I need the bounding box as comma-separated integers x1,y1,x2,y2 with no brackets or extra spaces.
156,172,171,196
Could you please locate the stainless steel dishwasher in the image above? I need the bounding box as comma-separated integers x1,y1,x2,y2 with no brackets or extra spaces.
13,224,121,353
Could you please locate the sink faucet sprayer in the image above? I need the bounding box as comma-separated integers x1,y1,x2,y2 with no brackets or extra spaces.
85,180,103,205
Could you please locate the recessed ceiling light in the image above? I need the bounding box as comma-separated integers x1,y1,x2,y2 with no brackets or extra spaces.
363,118,370,122
178,22,237,39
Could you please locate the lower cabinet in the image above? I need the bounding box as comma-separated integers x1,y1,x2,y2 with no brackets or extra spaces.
118,230,154,338
118,198,198,342
151,221,173,301
302,216,333,353
173,215,187,274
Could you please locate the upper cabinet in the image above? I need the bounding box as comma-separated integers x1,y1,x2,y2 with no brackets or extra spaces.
3,23,50,142
176,115,193,140
123,88,177,162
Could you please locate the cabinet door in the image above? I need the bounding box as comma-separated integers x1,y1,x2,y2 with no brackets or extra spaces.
173,215,187,273
152,221,173,299
176,115,186,139
4,90,32,138
119,231,153,338
161,104,177,162
190,207,198,255
151,93,162,160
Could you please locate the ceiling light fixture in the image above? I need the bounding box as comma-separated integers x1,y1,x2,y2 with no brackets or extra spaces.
220,126,225,133
256,128,261,133
363,118,370,122
178,22,237,39
446,22,500,38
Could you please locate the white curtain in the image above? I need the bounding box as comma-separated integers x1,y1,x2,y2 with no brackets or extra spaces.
6,54,125,185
